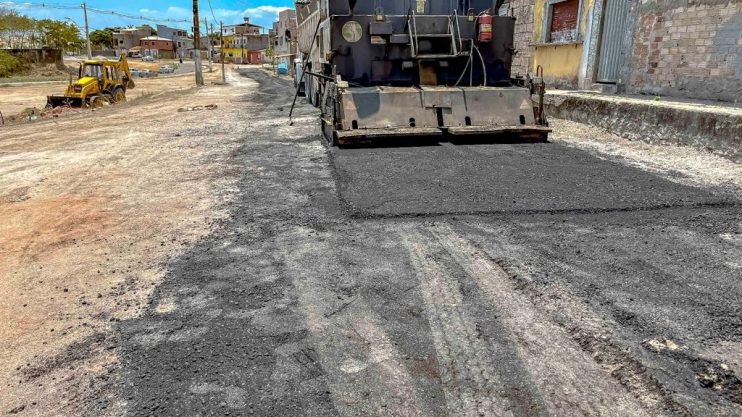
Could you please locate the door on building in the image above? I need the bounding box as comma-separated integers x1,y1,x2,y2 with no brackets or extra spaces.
596,0,630,83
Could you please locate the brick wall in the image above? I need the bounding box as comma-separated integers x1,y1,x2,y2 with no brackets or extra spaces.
510,0,535,76
628,1,741,102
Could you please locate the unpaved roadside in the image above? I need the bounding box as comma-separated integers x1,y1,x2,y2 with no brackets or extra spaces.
0,69,245,416
0,68,205,120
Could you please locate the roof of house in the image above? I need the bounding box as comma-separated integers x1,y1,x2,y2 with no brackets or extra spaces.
115,25,153,33
140,36,173,42
226,22,263,29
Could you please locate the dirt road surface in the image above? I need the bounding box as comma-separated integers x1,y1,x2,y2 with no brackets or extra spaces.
0,64,200,118
1,68,740,417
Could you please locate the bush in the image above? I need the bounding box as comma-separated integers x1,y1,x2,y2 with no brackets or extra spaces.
0,50,22,77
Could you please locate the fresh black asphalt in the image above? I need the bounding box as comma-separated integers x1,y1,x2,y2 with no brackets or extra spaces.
115,69,742,417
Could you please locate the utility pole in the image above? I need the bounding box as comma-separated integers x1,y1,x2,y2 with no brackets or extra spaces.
220,21,226,83
205,18,213,72
81,2,92,59
192,0,204,86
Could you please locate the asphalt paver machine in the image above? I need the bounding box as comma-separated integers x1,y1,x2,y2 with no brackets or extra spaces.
293,0,550,145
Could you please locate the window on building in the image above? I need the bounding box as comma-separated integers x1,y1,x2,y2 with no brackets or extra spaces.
544,0,581,43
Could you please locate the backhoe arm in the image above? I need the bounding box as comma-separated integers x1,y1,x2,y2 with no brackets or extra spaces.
119,55,136,89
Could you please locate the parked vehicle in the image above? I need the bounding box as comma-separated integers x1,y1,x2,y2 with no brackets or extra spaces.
276,63,288,75
138,69,157,78
142,56,155,62
130,68,140,77
159,65,175,74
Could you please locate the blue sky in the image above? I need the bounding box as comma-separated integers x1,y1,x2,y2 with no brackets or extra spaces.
1,1,294,32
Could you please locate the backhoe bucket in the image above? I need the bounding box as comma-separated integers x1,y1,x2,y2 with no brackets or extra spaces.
46,95,84,109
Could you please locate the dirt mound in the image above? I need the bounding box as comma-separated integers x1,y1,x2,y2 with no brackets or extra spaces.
3,106,72,125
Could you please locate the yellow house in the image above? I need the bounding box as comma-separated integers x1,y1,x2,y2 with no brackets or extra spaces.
221,34,242,60
530,0,595,88
517,0,738,99
220,21,269,64
519,0,633,91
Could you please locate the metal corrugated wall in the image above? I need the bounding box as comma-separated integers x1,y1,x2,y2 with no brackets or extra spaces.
596,0,630,83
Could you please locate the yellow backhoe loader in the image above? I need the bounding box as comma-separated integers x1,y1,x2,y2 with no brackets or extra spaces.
47,55,135,109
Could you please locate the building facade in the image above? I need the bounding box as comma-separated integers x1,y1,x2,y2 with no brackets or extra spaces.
626,1,740,102
156,25,194,59
113,25,154,55
140,36,174,59
272,9,298,73
508,0,740,102
222,20,268,63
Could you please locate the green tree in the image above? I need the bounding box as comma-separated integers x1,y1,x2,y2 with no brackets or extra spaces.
0,8,36,48
0,49,22,77
36,19,83,49
264,43,274,59
90,27,116,49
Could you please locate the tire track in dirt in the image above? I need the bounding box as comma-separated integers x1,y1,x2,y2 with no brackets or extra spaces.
402,228,521,417
280,227,427,416
458,218,742,415
431,221,684,416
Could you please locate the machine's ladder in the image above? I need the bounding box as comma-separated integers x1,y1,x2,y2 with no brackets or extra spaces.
408,11,466,59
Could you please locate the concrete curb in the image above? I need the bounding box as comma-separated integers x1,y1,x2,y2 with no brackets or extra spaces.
545,92,742,163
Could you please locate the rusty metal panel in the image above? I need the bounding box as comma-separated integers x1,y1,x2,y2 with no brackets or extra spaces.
338,87,438,130
337,86,536,131
421,86,456,108
551,0,579,33
547,0,580,42
455,87,536,127
597,0,630,83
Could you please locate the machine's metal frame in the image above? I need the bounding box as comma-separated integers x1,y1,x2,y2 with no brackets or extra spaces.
294,0,550,146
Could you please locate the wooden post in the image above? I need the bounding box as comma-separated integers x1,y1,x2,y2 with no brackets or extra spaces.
205,17,213,72
192,0,204,85
82,2,92,59
220,21,226,83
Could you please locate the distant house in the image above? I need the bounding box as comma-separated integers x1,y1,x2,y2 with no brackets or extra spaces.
140,36,174,59
156,25,194,59
222,19,269,64
222,21,261,37
113,25,154,56
272,9,297,73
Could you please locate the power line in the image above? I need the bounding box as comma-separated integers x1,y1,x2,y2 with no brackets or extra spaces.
206,0,218,25
0,1,191,23
87,7,190,24
0,1,79,10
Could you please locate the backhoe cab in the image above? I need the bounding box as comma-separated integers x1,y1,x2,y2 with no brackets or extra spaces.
47,55,135,109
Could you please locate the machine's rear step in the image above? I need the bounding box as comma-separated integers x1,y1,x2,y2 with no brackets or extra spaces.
334,126,551,145
336,127,443,144
446,126,552,136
